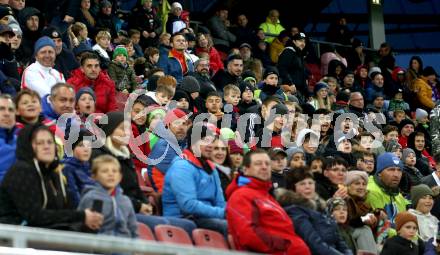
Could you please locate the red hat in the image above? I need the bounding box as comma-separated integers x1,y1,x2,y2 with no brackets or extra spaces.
164,108,188,126
228,140,243,155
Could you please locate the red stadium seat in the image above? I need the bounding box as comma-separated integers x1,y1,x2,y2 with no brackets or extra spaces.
154,225,193,245
137,223,155,241
192,229,229,250
357,250,377,255
227,234,236,250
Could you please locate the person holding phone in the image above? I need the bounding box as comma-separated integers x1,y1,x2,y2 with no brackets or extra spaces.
0,124,103,231
78,155,138,237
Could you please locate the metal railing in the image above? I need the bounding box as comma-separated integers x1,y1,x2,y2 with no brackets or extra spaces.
0,224,251,255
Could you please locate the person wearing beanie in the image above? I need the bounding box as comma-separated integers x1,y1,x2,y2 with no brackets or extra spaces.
268,147,288,189
75,87,96,119
237,81,258,115
172,88,190,110
162,122,227,237
408,184,439,242
108,46,137,93
381,211,425,255
227,139,247,172
254,66,282,103
397,118,415,149
62,129,95,207
179,75,205,112
400,148,424,195
285,147,306,169
309,82,331,111
21,36,66,97
365,153,410,226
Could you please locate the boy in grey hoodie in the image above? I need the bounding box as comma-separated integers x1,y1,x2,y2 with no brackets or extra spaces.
78,155,138,238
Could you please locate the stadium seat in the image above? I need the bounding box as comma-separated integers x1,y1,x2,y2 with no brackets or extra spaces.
154,225,193,245
357,250,377,255
192,229,229,250
137,223,155,241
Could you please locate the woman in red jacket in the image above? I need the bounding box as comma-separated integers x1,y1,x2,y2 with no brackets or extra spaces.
195,33,224,75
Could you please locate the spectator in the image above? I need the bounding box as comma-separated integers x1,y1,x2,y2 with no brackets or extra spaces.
42,26,79,79
129,0,161,49
365,153,410,226
407,131,434,176
380,212,425,255
259,9,285,44
226,149,311,254
400,148,424,195
78,155,138,238
62,129,94,207
92,30,112,62
0,124,103,231
0,24,20,95
95,0,119,38
277,32,307,98
320,44,347,76
188,58,216,98
18,7,43,64
157,33,194,83
162,122,227,236
75,0,96,37
326,17,353,46
278,167,351,255
195,33,224,75
108,46,137,93
21,36,65,97
315,156,349,200
207,6,236,51
209,137,233,196
70,22,93,48
0,94,17,182
408,184,438,243
308,82,332,111
406,56,423,86
412,66,437,111
231,13,254,47
128,29,142,58
211,54,243,91
269,30,290,64
165,2,186,35
326,198,357,254
269,147,288,189
67,52,117,113
421,153,440,219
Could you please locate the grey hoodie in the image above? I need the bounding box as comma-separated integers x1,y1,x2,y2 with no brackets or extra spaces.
78,184,138,238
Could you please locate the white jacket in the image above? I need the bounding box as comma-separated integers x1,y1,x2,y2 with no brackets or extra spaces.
408,208,439,242
21,61,65,97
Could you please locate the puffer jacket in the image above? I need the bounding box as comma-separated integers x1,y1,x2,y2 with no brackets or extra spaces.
107,61,137,92
62,157,94,207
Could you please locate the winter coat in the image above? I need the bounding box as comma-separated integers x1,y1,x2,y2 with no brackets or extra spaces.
380,235,424,255
412,77,435,111
91,143,148,213
345,195,373,228
0,124,85,228
0,127,17,182
401,165,423,194
211,69,241,91
315,173,339,200
68,68,117,113
279,190,352,255
157,50,194,83
408,208,439,242
166,14,186,35
78,184,138,238
277,46,307,95
259,17,285,44
365,175,410,226
269,38,285,64
226,176,311,255
95,12,119,38
107,61,137,92
62,157,94,207
195,47,224,74
55,47,79,79
162,149,225,219
129,6,161,47
207,15,236,47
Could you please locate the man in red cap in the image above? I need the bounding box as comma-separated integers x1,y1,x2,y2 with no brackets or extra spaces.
146,108,191,192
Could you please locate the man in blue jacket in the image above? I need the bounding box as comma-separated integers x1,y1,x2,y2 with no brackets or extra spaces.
0,94,17,182
162,122,227,237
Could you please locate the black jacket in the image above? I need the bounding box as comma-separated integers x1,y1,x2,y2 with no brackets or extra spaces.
55,47,79,79
380,236,424,255
211,69,241,92
277,45,307,95
0,125,84,228
91,146,148,213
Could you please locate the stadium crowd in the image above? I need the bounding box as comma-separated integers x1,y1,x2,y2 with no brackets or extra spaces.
0,0,440,254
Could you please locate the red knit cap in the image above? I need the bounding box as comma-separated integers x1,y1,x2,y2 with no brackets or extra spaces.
164,108,188,126
395,212,418,232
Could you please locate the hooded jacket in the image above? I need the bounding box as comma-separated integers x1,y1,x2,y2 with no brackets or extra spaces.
226,176,311,255
78,184,138,238
277,45,307,95
68,68,117,113
62,157,94,207
278,190,352,255
107,61,137,92
162,149,225,219
0,125,85,228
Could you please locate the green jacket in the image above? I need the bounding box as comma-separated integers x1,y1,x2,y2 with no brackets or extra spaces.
107,61,137,92
366,176,410,226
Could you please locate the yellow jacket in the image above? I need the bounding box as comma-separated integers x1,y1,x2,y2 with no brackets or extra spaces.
413,77,435,110
259,18,284,44
269,38,284,63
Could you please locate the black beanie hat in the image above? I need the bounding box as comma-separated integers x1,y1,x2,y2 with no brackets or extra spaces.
180,76,200,94
239,81,255,94
147,75,161,91
173,88,190,102
72,129,93,150
101,111,125,136
398,118,414,135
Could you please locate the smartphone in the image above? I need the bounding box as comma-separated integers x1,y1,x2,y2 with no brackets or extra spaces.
91,199,103,213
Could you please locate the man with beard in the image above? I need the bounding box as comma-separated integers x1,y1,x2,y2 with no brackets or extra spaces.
277,32,307,99
42,26,79,79
188,58,216,98
212,54,243,92
17,7,42,64
366,152,410,226
21,36,65,97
